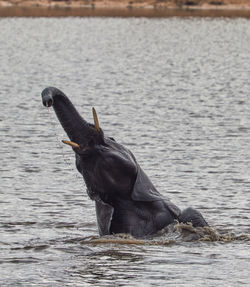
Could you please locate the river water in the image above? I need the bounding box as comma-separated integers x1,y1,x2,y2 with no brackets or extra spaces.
0,17,249,286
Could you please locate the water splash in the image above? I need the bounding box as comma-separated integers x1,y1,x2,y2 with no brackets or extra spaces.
77,223,250,246
174,223,250,242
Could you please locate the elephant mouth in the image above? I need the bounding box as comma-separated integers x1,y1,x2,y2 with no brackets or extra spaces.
61,107,102,153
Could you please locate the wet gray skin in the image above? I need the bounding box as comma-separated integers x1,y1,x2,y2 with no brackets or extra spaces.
42,87,208,238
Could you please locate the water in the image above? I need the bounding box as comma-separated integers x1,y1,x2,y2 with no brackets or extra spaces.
0,17,249,286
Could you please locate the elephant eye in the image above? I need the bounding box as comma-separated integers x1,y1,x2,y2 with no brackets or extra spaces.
108,137,116,142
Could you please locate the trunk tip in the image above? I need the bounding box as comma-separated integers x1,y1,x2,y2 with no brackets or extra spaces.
41,87,63,107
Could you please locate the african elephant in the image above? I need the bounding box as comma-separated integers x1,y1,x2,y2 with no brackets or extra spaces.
41,87,208,238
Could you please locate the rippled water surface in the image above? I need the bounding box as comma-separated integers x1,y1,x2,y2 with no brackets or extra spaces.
0,17,250,286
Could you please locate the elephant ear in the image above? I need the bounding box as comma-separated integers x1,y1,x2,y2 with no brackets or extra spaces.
131,165,181,218
131,165,163,201
95,199,114,236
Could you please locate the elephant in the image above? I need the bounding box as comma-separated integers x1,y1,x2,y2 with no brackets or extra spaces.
41,87,208,238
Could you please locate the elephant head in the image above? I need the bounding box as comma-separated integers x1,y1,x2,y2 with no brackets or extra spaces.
41,87,207,237
41,87,141,203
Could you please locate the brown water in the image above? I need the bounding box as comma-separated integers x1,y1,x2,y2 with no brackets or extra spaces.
0,17,249,286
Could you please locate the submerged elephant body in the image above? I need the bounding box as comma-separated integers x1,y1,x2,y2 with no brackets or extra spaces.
42,87,208,237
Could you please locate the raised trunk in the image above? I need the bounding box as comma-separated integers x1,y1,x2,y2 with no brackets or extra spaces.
41,87,91,144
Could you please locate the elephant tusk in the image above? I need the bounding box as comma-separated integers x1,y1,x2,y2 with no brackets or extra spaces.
92,107,101,132
62,140,80,149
